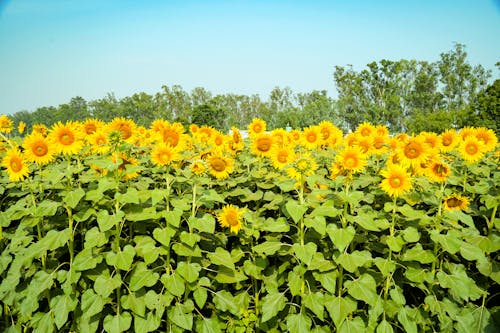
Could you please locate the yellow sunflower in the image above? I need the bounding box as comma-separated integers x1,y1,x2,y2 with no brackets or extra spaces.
380,164,412,198
82,118,104,135
32,124,48,137
151,142,181,167
189,123,199,134
49,121,84,155
270,146,295,170
22,133,55,165
397,136,429,169
217,204,245,234
459,136,485,163
0,115,13,133
425,160,451,183
112,152,140,180
439,129,459,152
324,126,344,148
271,128,289,147
335,146,367,174
286,153,318,182
87,130,110,155
356,122,376,138
420,132,441,153
251,133,274,157
375,125,389,137
207,154,234,179
2,148,30,181
474,127,498,153
301,126,322,149
18,121,26,134
443,194,469,211
158,123,187,151
211,131,227,151
248,118,266,137
190,159,207,175
318,120,336,143
459,127,476,140
151,119,170,133
372,134,388,155
228,127,244,153
108,117,136,142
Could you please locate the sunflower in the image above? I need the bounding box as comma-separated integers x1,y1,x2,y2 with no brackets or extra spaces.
271,128,289,147
474,127,498,153
335,146,367,174
87,130,110,155
217,204,245,234
270,146,295,170
324,126,344,148
426,160,451,183
2,148,30,181
356,122,376,138
459,136,485,163
301,126,322,149
355,136,374,155
443,194,469,211
228,127,244,153
375,125,389,137
397,136,429,169
459,127,476,140
372,134,388,155
251,133,274,157
207,153,234,179
18,121,26,134
248,118,266,137
420,132,441,153
151,119,170,133
32,124,48,137
112,152,140,180
439,129,459,152
49,121,84,155
289,129,302,144
189,123,199,134
211,131,227,151
380,164,412,198
286,153,318,182
318,120,336,143
0,115,13,133
108,117,136,142
82,118,104,135
151,142,181,167
190,159,207,175
22,133,55,165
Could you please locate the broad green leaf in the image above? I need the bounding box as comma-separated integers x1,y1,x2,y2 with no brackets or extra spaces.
126,206,158,222
172,243,202,257
351,212,390,231
335,250,372,273
311,201,342,218
345,273,378,306
115,188,140,204
195,317,223,333
207,247,235,270
50,293,77,329
292,242,317,266
288,268,303,296
152,226,176,247
243,257,267,278
30,200,59,217
94,274,121,298
64,188,86,209
374,257,396,276
213,290,239,315
214,266,247,284
386,235,405,252
168,303,193,331
303,292,325,320
327,225,355,252
84,227,108,249
402,227,420,243
338,316,365,333
121,293,146,317
260,217,290,232
103,311,132,333
261,292,287,323
312,270,337,294
32,311,54,333
164,208,183,228
106,245,136,271
460,242,486,262
390,286,406,305
176,261,201,283
376,320,394,333
286,312,312,333
252,241,285,256
129,262,160,291
193,287,208,308
134,236,160,264
180,231,201,248
80,289,104,319
73,247,103,271
304,216,326,235
285,200,308,223
161,272,185,297
308,252,336,272
188,214,216,234
437,266,484,302
397,307,417,333
97,209,125,232
324,295,357,328
134,312,161,333
150,188,167,206
401,244,436,264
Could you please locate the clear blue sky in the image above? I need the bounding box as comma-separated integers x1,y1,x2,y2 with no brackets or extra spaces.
1,0,499,115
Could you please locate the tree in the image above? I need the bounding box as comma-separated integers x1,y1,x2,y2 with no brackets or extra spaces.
472,79,500,135
191,103,228,131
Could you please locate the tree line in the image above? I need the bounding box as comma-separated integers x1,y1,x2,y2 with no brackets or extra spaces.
7,43,500,135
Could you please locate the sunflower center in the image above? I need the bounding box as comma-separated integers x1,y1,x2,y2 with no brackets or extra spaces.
466,143,478,154
433,164,447,176
446,197,462,208
442,137,452,146
404,143,421,159
211,158,226,172
361,129,371,137
307,133,317,143
10,157,23,172
34,143,48,157
226,211,239,226
118,125,132,140
321,129,330,140
389,176,402,188
374,140,384,149
277,151,288,163
163,131,179,147
85,124,97,134
159,152,171,163
344,156,358,169
96,137,106,145
297,159,309,171
257,138,272,152
60,131,74,145
253,124,262,133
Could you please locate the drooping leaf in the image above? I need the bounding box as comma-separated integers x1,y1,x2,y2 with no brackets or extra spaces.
261,292,287,323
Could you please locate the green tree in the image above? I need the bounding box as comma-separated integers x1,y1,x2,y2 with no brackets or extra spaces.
191,103,228,131
471,79,500,135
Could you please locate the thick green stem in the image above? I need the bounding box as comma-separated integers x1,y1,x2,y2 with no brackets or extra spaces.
488,205,497,235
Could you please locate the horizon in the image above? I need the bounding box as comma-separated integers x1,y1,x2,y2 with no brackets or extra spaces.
1,0,499,115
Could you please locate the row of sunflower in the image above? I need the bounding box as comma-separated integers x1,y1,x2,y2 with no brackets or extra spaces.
0,113,499,332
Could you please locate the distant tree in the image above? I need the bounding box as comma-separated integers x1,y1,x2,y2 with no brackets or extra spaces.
471,79,500,135
88,93,120,122
120,92,159,126
191,103,228,131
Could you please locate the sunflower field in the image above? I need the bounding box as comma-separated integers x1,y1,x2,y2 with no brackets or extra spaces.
0,114,499,332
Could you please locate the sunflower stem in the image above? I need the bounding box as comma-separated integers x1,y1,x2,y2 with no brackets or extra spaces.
488,204,497,235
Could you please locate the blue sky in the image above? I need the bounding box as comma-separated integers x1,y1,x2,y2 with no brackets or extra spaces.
1,0,499,115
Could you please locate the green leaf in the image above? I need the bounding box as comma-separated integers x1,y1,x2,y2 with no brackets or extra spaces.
304,216,326,235
152,226,176,247
106,245,136,271
207,247,235,270
80,289,104,319
303,292,325,321
103,311,132,333
121,293,146,317
261,292,287,323
260,217,290,232
376,320,394,333
64,188,86,209
134,236,160,264
133,312,162,333
311,201,342,218
129,262,159,291
73,247,103,271
193,288,208,308
32,311,54,333
286,312,312,333
352,212,390,231
386,235,405,252
288,268,304,296
188,214,216,233
50,294,77,329
437,265,484,302
308,252,336,272
161,273,185,297
335,250,372,273
402,227,420,243
312,270,337,294
327,225,355,253
213,290,239,315
401,244,436,264
30,200,59,217
84,227,108,249
390,286,406,305
164,208,183,228
115,188,140,204
324,295,357,328
97,209,125,232
292,242,317,266
345,273,379,306
176,262,201,283
252,241,285,256
94,273,122,298
195,317,223,333
168,303,193,331
374,258,396,277
214,266,247,284
179,231,201,248
397,307,417,333
338,316,365,333
460,242,486,262
285,200,308,223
